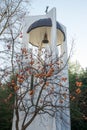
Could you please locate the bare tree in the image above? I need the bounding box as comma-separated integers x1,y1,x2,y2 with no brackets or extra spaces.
0,0,30,80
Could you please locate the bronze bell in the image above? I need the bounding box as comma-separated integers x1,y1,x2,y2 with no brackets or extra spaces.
42,33,49,43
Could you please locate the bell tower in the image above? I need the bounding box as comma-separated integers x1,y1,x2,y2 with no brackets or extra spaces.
12,8,71,130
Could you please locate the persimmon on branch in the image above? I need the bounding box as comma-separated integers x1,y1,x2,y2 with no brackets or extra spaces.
1,46,70,130
0,43,84,130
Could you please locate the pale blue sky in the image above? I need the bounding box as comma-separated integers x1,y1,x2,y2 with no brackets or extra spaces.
29,0,87,68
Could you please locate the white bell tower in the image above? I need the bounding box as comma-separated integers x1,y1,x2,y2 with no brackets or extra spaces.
12,8,71,130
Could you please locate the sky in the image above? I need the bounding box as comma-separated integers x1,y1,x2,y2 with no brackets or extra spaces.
28,0,87,68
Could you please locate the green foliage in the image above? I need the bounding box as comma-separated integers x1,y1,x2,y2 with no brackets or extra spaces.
71,119,87,130
69,63,87,130
0,84,14,130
